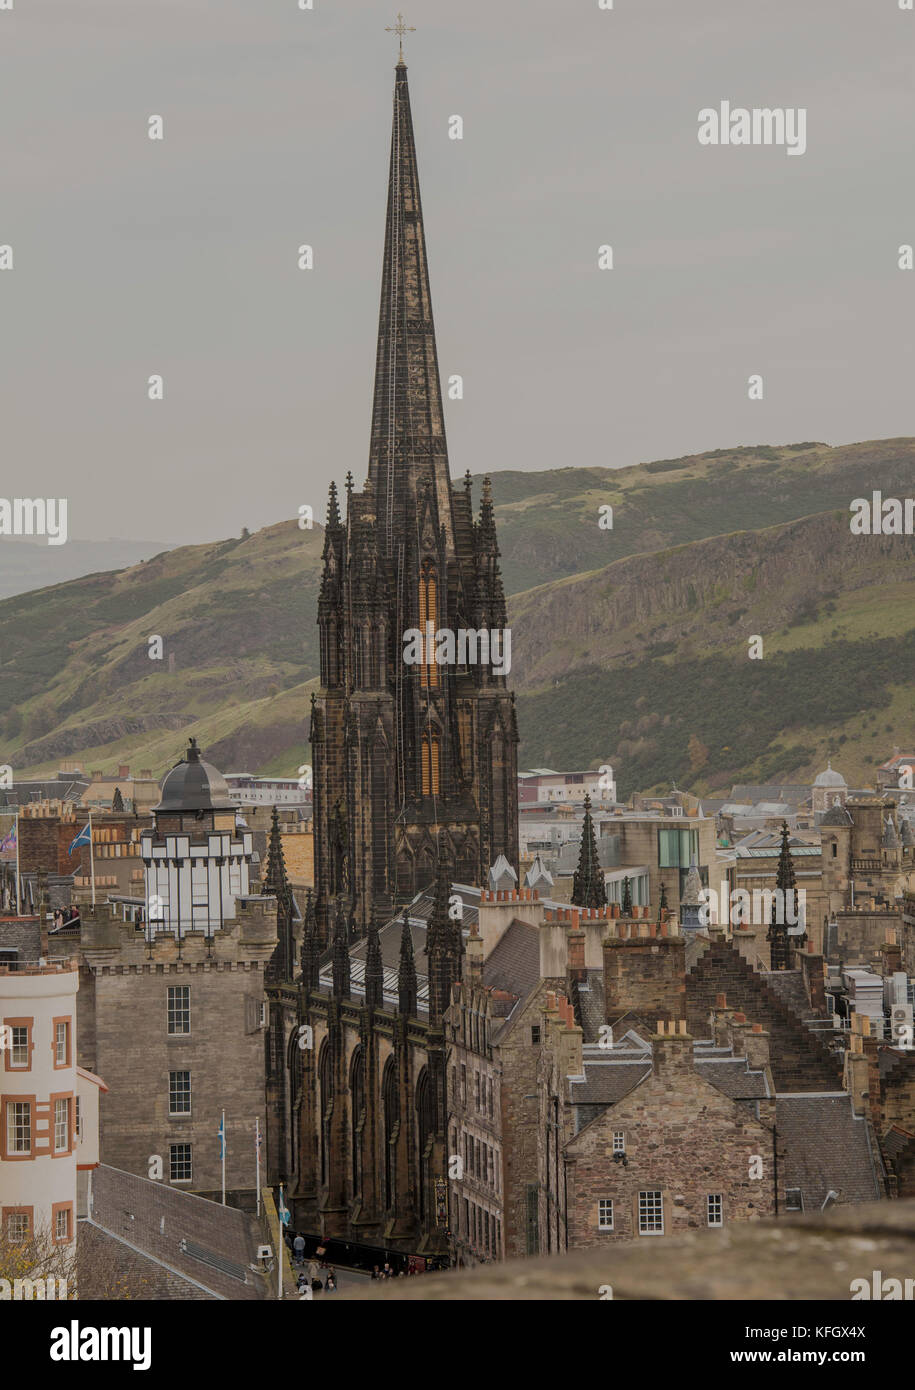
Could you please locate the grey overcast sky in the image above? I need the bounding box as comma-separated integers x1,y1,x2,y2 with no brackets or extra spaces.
0,0,911,545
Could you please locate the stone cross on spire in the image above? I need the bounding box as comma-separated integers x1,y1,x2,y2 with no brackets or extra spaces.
385,11,415,63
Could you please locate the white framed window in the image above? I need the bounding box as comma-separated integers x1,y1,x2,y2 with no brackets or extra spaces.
638,1190,664,1235
54,1097,70,1152
10,1026,29,1069
167,985,190,1035
612,1130,625,1154
598,1199,614,1231
169,1143,192,1182
707,1193,723,1227
55,1020,69,1065
6,1100,31,1154
75,1096,82,1139
7,1211,30,1243
191,862,208,908
152,869,170,919
55,1207,70,1241
169,1070,191,1115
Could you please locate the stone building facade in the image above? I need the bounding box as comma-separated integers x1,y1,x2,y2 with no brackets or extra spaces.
69,741,278,1203
542,1015,778,1248
75,899,275,1201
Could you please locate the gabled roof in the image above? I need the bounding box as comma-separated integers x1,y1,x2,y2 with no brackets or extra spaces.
776,1095,882,1209
484,919,541,1039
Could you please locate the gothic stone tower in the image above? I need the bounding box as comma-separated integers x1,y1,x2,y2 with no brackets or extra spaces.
311,58,519,939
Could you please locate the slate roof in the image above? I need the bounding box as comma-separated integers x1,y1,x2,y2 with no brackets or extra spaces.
576,969,607,1043
776,1095,883,1209
316,882,483,1015
730,784,813,803
82,1164,267,1300
484,919,541,1040
882,1125,914,1162
568,1058,650,1104
567,1040,769,1107
694,1056,770,1098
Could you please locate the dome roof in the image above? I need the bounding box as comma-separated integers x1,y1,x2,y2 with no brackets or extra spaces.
814,760,847,788
155,739,235,813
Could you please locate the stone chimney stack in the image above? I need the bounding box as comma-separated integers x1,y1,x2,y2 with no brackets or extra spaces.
466,923,484,986
558,995,584,1080
651,1019,693,1080
844,1023,870,1117
710,992,736,1047
727,1015,771,1072
882,928,903,977
539,917,568,984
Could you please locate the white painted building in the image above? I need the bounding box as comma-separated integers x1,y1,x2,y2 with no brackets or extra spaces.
518,767,617,805
224,773,310,807
0,956,105,1268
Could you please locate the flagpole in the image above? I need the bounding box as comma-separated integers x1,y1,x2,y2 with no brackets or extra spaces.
221,1109,226,1206
277,1183,284,1301
15,810,20,914
88,810,96,908
255,1118,261,1218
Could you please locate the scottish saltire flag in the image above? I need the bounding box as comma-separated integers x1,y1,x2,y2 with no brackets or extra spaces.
218,1114,226,1160
0,823,16,862
68,823,91,855
278,1189,290,1226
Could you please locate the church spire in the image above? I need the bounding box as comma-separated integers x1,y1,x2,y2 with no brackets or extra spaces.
332,904,351,1000
365,907,384,1012
325,479,341,529
264,805,294,981
426,854,454,1024
571,795,607,909
767,820,800,970
397,913,417,1016
263,806,290,901
366,57,454,557
301,889,319,992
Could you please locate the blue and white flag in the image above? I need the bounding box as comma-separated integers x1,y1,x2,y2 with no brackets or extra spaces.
278,1189,290,1226
68,823,91,855
218,1113,226,1161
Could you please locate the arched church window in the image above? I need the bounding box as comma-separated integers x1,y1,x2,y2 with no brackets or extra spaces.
418,562,439,689
382,1057,398,1210
319,1041,333,1187
421,732,441,796
350,1047,365,1202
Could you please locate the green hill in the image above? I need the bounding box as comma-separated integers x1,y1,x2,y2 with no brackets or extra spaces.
1,438,913,792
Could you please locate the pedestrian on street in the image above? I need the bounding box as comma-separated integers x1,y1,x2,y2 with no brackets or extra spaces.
293,1232,306,1264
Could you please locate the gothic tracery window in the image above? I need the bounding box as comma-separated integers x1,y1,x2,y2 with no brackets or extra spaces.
418,562,439,689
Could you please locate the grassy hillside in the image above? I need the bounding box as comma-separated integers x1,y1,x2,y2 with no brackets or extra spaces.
0,522,322,777
484,438,915,594
1,438,913,790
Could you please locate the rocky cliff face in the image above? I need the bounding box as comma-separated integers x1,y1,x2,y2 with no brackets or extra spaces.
509,513,915,690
